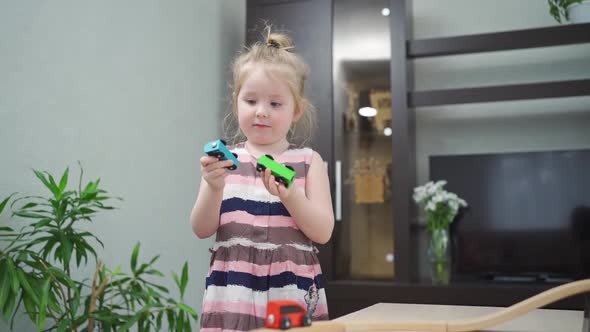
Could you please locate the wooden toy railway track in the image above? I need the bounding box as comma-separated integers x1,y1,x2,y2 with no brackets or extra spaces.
256,279,590,332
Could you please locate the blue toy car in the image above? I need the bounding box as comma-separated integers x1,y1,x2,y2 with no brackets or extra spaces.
203,139,239,170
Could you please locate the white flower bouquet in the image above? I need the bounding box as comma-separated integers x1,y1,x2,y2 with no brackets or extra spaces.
413,180,467,283
413,180,467,232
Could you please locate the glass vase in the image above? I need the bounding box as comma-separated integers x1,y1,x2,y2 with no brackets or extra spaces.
427,227,451,284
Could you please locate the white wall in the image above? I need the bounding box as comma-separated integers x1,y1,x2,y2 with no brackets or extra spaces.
411,0,590,279
0,1,245,330
413,0,590,185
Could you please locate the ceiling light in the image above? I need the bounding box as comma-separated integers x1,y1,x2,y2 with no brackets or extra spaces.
381,8,390,16
358,107,377,117
384,127,392,136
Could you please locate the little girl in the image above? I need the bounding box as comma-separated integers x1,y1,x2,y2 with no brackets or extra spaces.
190,28,334,331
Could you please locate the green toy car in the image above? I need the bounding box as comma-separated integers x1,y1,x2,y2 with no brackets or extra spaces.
256,154,296,188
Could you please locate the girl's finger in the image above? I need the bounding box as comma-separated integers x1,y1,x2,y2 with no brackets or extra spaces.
270,176,281,196
204,159,233,173
265,177,274,194
262,169,270,184
205,168,226,179
200,156,218,167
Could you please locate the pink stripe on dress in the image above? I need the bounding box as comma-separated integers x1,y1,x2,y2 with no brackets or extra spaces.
226,174,305,188
209,260,321,277
220,211,298,228
201,301,267,319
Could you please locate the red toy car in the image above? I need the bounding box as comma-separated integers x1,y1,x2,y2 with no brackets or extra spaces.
265,300,312,329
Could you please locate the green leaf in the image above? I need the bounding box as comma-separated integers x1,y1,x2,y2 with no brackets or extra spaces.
0,260,10,307
136,263,150,276
70,286,80,318
77,238,98,260
146,269,165,278
115,305,152,332
0,226,14,232
41,238,59,261
33,170,52,193
22,291,38,322
78,207,96,214
180,263,188,299
131,242,140,273
32,218,53,229
16,269,39,304
117,284,131,310
172,272,180,290
37,277,51,331
148,255,160,266
184,317,191,332
47,173,60,197
57,318,70,332
73,239,89,267
20,202,38,210
12,211,49,219
6,259,19,293
176,310,184,332
58,168,69,194
156,311,163,331
0,195,13,214
176,303,197,316
47,290,61,314
47,267,76,288
166,309,175,332
61,235,73,268
2,288,16,321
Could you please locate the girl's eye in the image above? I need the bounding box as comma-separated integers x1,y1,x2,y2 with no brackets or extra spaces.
245,99,256,105
270,102,282,108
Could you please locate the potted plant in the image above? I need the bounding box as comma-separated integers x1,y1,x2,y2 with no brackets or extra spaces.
548,0,590,23
413,180,467,284
0,165,198,331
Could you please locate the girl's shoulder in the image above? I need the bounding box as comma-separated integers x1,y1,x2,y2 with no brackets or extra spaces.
286,143,313,154
283,144,318,165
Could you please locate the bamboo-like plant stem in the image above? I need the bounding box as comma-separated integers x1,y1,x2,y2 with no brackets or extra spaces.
87,261,109,332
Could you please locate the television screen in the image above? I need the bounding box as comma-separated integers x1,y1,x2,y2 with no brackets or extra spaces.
429,149,590,282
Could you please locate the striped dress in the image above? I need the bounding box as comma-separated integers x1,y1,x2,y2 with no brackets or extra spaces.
200,142,329,332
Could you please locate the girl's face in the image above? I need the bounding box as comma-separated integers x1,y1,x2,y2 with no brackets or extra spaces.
236,64,301,146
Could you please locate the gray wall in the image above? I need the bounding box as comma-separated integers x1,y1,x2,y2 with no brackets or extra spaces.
412,0,590,279
0,1,245,330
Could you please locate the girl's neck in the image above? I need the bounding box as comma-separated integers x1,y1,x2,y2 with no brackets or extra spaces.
245,139,290,159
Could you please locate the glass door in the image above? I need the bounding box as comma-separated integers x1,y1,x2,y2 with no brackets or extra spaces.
332,0,394,280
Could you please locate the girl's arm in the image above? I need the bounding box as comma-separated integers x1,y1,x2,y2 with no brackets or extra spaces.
190,157,233,238
280,151,335,244
190,181,224,238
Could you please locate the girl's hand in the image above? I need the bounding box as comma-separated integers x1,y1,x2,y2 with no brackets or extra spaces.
262,168,293,200
200,156,233,191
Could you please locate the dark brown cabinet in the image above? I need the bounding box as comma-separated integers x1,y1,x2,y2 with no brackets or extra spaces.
246,0,590,318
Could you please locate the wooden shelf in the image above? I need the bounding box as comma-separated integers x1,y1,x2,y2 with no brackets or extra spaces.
408,23,590,58
409,79,590,107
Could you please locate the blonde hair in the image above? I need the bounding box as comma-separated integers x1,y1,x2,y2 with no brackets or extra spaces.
223,27,317,146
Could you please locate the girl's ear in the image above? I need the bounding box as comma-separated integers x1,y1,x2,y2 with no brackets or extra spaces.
293,101,306,122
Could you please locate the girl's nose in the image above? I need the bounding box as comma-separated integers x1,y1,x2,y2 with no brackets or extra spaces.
255,107,268,118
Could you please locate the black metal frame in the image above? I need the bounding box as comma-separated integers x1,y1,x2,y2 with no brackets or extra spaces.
408,22,590,58
410,79,590,107
584,294,589,332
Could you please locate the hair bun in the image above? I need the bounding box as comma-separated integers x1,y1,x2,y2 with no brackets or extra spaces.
266,32,294,52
